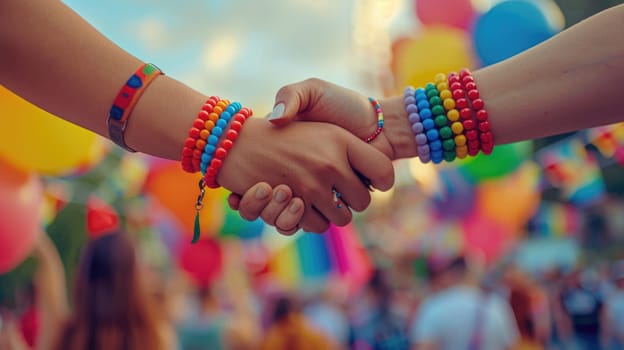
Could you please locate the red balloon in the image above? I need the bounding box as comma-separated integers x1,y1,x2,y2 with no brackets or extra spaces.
415,0,476,30
178,239,223,287
86,196,120,238
0,158,42,273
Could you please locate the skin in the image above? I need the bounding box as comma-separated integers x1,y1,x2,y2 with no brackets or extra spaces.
231,4,624,234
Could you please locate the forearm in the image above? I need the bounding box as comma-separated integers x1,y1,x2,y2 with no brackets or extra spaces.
381,4,624,160
0,0,204,160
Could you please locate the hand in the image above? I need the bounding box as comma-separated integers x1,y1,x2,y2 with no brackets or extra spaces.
267,78,396,159
228,183,303,235
218,118,394,233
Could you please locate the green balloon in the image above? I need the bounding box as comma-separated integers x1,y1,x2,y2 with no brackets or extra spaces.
459,142,532,182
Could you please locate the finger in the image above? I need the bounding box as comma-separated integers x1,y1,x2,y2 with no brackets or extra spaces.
310,186,353,227
268,78,325,125
346,138,395,192
332,169,372,212
275,198,305,235
227,192,242,210
260,185,294,226
300,205,330,234
238,182,273,221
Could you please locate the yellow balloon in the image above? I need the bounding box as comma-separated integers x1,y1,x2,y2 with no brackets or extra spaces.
0,86,107,176
476,162,541,232
391,26,476,92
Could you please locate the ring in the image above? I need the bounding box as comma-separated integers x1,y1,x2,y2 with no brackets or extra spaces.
332,188,343,209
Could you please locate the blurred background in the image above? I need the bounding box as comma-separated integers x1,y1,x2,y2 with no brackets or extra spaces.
2,0,624,349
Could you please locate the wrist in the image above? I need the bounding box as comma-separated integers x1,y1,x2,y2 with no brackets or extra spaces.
378,96,417,160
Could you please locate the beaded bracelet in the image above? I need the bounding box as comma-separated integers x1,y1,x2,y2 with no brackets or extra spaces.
199,101,240,175
364,98,385,143
181,98,253,243
181,96,221,173
416,87,435,163
406,69,495,163
459,69,493,155
404,87,428,163
434,74,458,162
204,106,253,189
449,72,480,157
107,63,163,152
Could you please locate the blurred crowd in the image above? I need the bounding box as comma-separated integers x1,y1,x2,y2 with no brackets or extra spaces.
2,231,624,350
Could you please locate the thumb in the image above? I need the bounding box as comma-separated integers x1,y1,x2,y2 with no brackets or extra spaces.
267,78,324,126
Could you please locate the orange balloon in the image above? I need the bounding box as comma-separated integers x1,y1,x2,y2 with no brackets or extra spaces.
476,162,541,231
0,157,42,273
0,86,107,176
391,26,476,93
146,162,225,237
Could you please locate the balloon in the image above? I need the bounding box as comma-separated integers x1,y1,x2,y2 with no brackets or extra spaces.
145,161,225,237
461,211,514,265
0,86,107,176
460,142,532,182
178,238,223,287
476,162,541,231
473,0,562,66
220,206,265,240
86,196,120,238
432,167,475,219
415,0,476,30
391,27,476,92
0,158,43,273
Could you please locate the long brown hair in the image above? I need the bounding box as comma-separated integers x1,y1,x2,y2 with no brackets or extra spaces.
54,232,167,350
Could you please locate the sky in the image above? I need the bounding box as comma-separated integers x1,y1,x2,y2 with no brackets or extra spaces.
62,0,394,115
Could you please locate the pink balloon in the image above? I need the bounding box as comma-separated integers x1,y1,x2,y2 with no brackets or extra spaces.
0,158,42,273
461,211,515,265
415,0,476,30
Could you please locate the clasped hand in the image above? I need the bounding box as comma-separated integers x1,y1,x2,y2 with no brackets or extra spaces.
217,78,397,234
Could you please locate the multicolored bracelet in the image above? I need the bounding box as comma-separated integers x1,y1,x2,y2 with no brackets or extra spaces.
107,63,163,152
405,69,495,164
364,98,385,143
204,106,253,189
180,97,253,243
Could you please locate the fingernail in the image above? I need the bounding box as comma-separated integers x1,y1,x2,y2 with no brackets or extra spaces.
274,189,287,203
255,186,269,199
268,103,285,120
288,201,301,213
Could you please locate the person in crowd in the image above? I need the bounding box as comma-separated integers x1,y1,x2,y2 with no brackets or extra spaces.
349,269,411,350
409,255,519,350
601,260,624,350
554,267,604,350
259,294,337,350
27,232,176,350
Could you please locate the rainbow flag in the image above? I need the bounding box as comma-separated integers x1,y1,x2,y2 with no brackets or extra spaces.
536,137,605,207
527,201,582,238
266,224,373,295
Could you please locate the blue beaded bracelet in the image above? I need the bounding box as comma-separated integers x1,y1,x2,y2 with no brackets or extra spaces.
199,101,242,174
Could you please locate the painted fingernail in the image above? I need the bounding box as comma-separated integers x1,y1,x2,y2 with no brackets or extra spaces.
288,201,301,213
255,186,269,199
268,103,285,120
274,189,288,203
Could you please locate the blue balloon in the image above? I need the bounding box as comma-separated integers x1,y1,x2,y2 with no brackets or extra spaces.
473,0,559,66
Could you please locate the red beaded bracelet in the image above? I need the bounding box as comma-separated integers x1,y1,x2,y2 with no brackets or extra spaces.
448,72,480,157
459,69,493,155
181,96,221,173
203,107,253,188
